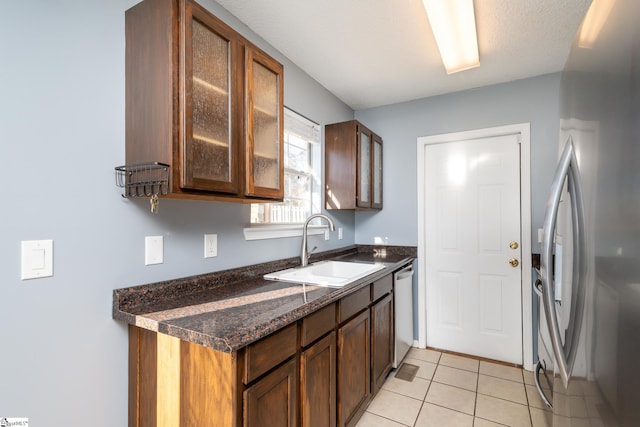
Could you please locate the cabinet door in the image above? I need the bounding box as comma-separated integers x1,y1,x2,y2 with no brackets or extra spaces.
181,1,240,194
244,357,297,427
372,135,383,209
337,310,370,427
371,293,393,393
301,332,337,427
245,46,284,199
356,125,372,208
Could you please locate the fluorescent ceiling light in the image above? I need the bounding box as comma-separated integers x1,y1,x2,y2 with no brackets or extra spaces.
578,0,615,49
423,0,480,74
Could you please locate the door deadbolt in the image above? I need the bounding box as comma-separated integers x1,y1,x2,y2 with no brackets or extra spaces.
509,241,519,250
509,258,520,267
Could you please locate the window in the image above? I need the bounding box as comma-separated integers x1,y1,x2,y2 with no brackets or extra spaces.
250,108,321,225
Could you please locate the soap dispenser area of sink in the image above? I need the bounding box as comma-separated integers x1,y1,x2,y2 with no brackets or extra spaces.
264,260,385,288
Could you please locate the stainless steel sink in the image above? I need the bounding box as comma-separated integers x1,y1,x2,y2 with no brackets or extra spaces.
264,260,385,287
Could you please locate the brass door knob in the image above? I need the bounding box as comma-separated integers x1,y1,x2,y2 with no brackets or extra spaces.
509,258,520,267
509,241,519,250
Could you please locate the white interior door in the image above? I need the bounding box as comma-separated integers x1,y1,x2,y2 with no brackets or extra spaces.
424,134,523,364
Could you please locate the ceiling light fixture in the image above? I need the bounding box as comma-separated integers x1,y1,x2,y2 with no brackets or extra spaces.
423,0,480,74
578,0,616,49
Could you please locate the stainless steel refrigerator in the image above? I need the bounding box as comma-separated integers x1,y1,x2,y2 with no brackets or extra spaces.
536,0,640,425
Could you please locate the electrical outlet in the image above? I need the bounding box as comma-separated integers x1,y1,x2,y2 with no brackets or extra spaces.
324,229,330,241
204,234,217,258
338,227,343,240
538,228,544,243
145,236,163,265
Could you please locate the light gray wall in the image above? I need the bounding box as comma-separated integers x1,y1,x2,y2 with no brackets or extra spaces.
354,73,562,251
0,0,353,425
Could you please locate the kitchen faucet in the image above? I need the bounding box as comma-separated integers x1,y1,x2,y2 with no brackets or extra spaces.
301,213,335,267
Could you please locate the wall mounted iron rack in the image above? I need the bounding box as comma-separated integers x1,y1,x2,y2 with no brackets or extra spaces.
115,162,169,213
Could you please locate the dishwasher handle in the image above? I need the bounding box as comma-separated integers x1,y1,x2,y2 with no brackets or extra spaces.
395,266,414,281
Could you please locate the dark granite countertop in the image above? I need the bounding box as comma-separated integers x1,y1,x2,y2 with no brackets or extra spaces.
113,245,415,353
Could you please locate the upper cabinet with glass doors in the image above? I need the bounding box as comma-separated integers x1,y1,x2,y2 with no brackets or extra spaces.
125,0,283,202
325,120,383,210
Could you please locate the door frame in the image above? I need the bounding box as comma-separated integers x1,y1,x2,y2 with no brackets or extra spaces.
416,123,533,370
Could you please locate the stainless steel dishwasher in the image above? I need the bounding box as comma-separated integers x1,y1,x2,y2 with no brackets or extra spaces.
393,264,414,368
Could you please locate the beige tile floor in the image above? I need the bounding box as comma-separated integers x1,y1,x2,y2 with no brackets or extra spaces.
356,348,552,427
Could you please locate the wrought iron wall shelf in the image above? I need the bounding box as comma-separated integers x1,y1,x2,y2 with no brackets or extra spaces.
115,162,169,213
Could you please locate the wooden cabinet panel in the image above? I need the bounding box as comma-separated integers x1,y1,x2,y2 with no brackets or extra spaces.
337,310,371,427
301,302,336,347
244,323,297,384
244,357,297,427
301,332,337,427
325,120,382,210
371,293,394,394
338,285,370,324
371,274,393,302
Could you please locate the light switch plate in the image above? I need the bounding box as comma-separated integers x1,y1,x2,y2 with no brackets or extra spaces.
21,240,53,280
338,227,343,240
145,236,163,265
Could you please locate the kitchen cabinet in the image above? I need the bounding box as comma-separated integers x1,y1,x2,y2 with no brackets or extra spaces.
371,293,393,394
301,332,337,427
127,273,395,427
325,120,383,210
337,285,372,427
125,0,283,202
337,310,370,427
244,358,297,427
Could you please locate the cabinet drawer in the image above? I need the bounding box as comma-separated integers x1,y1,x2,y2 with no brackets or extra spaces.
244,323,297,384
301,303,336,347
338,286,371,324
371,274,392,302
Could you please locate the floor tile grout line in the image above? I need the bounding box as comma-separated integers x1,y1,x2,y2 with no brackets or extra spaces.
384,349,542,427
363,410,413,427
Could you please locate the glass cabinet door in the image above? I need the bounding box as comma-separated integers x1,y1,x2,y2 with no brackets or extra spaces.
357,127,372,208
245,47,284,199
372,135,383,209
181,3,239,193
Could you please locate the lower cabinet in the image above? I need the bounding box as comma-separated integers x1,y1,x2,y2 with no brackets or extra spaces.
301,332,337,427
128,273,395,427
371,293,394,394
244,357,298,427
337,310,371,427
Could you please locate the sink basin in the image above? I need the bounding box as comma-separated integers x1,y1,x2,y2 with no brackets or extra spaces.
264,260,385,287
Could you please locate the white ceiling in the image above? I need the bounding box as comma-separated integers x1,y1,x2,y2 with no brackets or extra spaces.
216,0,592,110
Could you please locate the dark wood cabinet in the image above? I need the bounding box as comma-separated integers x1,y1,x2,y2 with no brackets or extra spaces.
128,272,396,427
371,293,394,394
244,357,297,427
301,332,337,427
325,120,383,210
337,310,371,427
125,0,283,202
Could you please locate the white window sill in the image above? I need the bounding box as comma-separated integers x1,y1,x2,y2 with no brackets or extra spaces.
243,224,328,241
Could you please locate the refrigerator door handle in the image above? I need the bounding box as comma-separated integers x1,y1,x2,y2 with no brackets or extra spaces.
534,360,553,409
540,137,587,389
